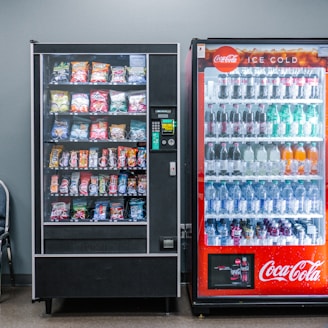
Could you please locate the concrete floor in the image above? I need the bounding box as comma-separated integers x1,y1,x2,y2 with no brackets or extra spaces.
1,285,328,328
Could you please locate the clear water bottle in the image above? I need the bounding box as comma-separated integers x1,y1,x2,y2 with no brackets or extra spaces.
256,181,267,213
217,219,229,246
205,218,217,246
218,181,229,214
268,180,280,214
256,142,268,175
307,182,321,213
294,180,306,213
244,181,255,213
281,181,294,213
205,181,216,214
231,181,242,213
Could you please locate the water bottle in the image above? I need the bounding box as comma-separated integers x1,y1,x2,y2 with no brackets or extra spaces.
205,181,216,214
231,181,242,213
218,181,229,214
307,182,321,213
256,142,268,175
217,219,229,246
268,180,280,213
281,181,294,213
256,181,267,213
205,218,217,246
268,143,281,175
244,181,255,213
294,180,306,213
205,142,216,176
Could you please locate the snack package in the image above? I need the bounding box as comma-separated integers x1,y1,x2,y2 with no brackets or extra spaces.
109,124,126,140
109,90,127,112
50,175,59,194
127,175,137,196
93,201,109,221
59,176,70,195
128,91,147,113
118,173,128,194
49,145,63,169
90,62,110,83
110,66,126,83
70,61,89,83
69,150,78,169
89,175,99,196
72,198,88,220
69,172,80,196
98,148,108,168
137,147,147,169
79,172,92,196
50,62,70,83
127,67,146,84
50,201,70,221
137,174,147,195
50,90,70,113
59,151,70,168
51,118,70,140
90,120,108,140
98,174,109,195
108,174,118,195
129,120,146,141
71,93,89,113
90,89,109,113
70,117,90,141
117,146,128,168
88,147,99,168
126,147,138,168
129,198,145,221
110,200,124,220
79,150,89,169
108,148,117,169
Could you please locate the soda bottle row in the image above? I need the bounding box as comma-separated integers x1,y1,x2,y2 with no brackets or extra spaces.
205,217,322,246
207,68,321,101
205,180,322,215
205,102,321,138
205,141,319,176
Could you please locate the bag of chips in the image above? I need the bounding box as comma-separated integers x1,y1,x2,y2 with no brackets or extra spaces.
127,67,146,84
70,61,89,83
109,90,127,112
90,120,108,140
50,62,70,83
129,120,146,141
128,91,147,113
51,118,70,140
50,90,70,113
71,93,89,113
90,62,110,83
109,124,126,140
59,176,70,195
110,200,124,221
50,201,70,221
110,66,126,83
93,201,109,221
90,89,109,113
72,199,88,220
49,145,63,169
70,117,90,141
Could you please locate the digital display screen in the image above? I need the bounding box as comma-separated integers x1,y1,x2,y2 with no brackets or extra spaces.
161,119,175,135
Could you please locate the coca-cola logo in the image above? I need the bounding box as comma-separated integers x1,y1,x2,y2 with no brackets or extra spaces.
213,46,240,72
259,260,324,282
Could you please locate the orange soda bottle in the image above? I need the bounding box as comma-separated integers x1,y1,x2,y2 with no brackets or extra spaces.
281,142,293,174
294,142,306,174
306,142,318,175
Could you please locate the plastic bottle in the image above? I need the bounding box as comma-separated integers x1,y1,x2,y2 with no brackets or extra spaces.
206,103,216,137
218,181,229,214
307,142,318,175
245,73,255,99
231,181,242,213
258,73,269,99
256,181,267,213
268,180,280,213
281,181,294,213
279,104,293,137
218,73,229,99
270,73,281,99
231,73,242,99
292,104,306,137
232,142,242,175
294,180,306,213
294,142,306,175
205,142,216,176
231,222,242,246
244,103,255,136
257,103,267,137
256,142,267,175
268,143,281,175
266,104,280,137
305,104,319,137
217,219,229,246
307,182,321,213
231,104,242,136
205,181,216,214
205,218,217,246
219,143,229,175
244,181,255,213
281,142,293,175
217,104,229,137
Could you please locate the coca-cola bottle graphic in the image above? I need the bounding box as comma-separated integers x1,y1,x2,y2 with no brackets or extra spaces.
241,256,249,283
231,258,241,284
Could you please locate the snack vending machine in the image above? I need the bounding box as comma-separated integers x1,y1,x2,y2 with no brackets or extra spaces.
31,42,180,314
186,38,328,315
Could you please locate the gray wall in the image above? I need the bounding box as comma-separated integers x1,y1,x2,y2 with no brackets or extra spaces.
1,0,328,281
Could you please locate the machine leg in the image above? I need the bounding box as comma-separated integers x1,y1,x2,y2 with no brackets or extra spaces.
45,298,52,315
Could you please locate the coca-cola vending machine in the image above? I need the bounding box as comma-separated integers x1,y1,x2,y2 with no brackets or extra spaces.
185,38,328,315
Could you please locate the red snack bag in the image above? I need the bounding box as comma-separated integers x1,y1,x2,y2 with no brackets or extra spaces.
90,62,110,83
70,61,89,83
90,120,108,140
90,90,109,113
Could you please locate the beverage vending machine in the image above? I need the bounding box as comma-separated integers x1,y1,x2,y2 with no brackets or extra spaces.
31,42,180,314
185,38,328,315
